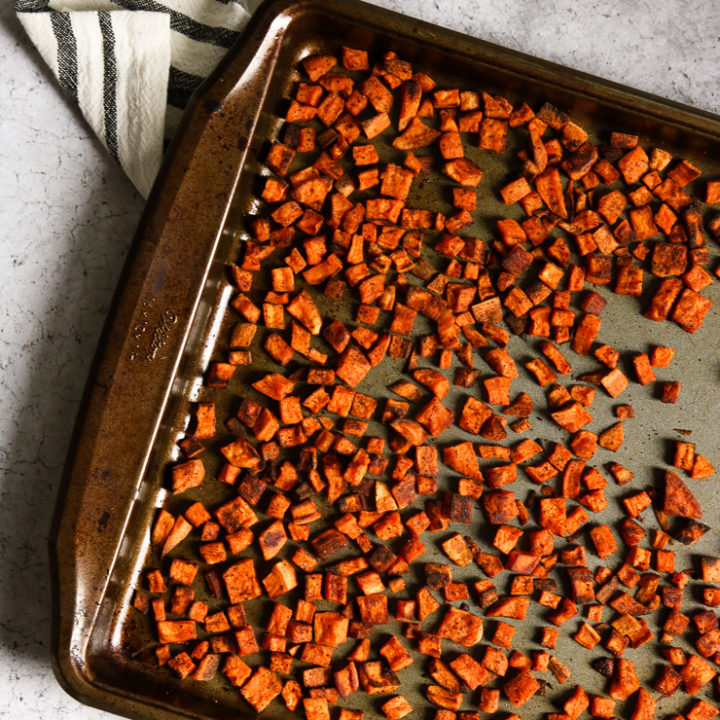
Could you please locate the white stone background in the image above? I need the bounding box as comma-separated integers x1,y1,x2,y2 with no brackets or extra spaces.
1,1,719,717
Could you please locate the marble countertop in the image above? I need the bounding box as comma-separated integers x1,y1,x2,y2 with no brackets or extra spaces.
1,1,718,718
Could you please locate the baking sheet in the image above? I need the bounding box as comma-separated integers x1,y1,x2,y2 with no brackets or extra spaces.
52,0,720,718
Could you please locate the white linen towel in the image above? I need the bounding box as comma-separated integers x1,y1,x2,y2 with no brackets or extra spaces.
16,0,253,196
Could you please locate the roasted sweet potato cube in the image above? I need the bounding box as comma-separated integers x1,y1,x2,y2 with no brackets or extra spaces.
482,490,519,525
600,368,628,398
479,117,508,152
443,158,483,187
562,685,590,720
222,558,261,604
572,313,601,356
594,344,619,369
167,652,195,679
539,342,572,375
392,115,440,149
257,520,287,561
357,593,389,625
484,376,513,406
310,611,347,648
160,514,193,557
425,685,462,710
437,606,483,646
172,459,205,494
157,620,197,645
442,533,474,566
336,344,372,387
660,382,681,404
357,660,400,695
692,455,714,479
240,666,282,712
671,288,713,334
219,655,251,688
501,177,532,204
503,668,541,706
442,441,482,479
664,470,702,519
681,654,716,694
539,497,566,536
617,145,649,184
598,421,624,452
380,696,412,720
340,46,369,71
551,402,593,433
445,654,485,691
666,159,701,187
301,54,336,82
525,358,557,387
609,658,640,701
589,524,617,559
378,635,413,672
380,163,414,201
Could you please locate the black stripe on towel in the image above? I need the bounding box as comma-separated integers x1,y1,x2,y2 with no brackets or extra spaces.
50,12,78,102
167,66,205,110
110,0,240,49
98,11,119,162
15,0,51,11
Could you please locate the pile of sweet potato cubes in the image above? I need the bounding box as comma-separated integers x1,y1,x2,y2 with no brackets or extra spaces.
132,45,720,720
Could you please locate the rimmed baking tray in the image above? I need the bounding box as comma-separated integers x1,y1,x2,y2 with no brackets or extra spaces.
51,0,720,719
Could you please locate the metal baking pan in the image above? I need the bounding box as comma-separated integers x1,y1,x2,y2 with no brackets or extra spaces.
51,0,720,718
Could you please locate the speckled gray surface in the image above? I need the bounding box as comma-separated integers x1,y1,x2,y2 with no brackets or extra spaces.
1,1,720,719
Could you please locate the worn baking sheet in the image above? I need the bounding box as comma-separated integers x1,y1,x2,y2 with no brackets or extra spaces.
52,0,720,719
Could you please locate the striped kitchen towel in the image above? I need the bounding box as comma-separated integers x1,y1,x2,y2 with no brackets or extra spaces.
16,0,254,197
